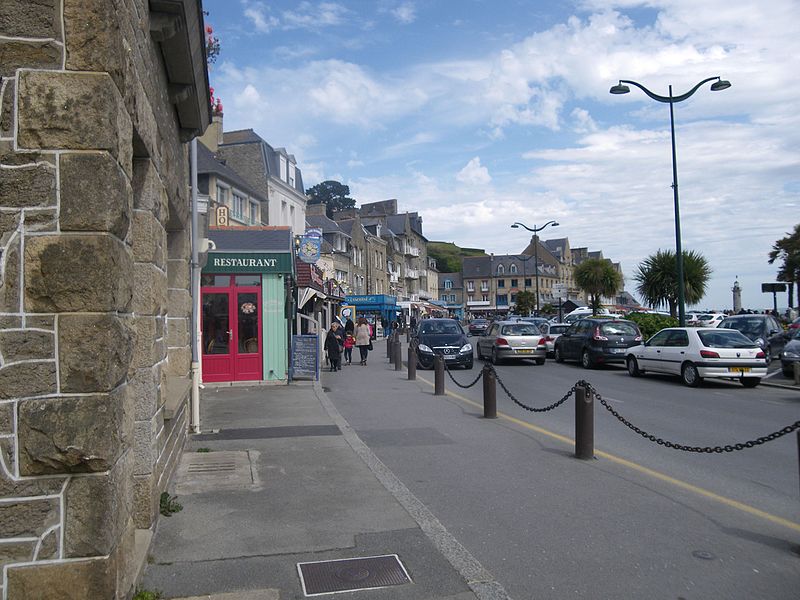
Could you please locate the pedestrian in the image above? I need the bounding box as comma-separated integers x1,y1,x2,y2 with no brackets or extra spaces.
344,316,354,336
343,332,355,365
410,315,417,332
381,316,388,337
325,322,344,372
355,316,372,365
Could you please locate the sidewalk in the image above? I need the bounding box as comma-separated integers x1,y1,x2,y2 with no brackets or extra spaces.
140,354,505,599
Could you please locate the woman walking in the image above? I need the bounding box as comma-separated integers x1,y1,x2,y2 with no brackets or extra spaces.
325,322,344,372
355,317,371,365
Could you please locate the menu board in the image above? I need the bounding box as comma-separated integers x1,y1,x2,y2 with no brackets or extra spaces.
291,335,319,380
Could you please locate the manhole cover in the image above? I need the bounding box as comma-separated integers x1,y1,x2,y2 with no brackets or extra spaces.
174,450,258,494
297,554,411,596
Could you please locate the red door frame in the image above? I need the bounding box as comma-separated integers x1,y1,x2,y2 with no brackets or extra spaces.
201,276,263,382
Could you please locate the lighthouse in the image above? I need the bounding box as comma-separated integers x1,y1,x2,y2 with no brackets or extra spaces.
732,277,742,313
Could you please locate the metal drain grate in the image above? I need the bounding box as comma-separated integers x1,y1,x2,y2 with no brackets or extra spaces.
187,461,237,472
174,451,257,494
297,554,411,596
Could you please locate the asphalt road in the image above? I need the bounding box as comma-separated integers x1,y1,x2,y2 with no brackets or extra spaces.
323,342,800,600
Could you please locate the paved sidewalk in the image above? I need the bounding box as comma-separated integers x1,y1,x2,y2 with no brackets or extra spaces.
140,354,504,599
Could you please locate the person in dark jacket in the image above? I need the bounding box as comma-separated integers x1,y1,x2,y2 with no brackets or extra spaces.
344,317,355,336
325,322,344,371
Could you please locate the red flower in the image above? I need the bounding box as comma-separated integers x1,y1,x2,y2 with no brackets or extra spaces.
206,25,213,34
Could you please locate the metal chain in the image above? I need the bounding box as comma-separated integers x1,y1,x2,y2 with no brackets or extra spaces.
585,382,800,453
492,365,576,413
442,359,484,388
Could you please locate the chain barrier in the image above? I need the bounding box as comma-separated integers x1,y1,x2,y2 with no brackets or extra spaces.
584,382,800,453
442,359,484,389
491,365,577,413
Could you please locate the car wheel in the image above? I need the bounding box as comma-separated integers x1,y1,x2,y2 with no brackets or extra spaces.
581,349,594,369
554,346,564,363
741,377,760,388
535,357,545,366
681,362,702,387
764,345,771,365
464,360,474,370
491,347,501,365
626,356,641,377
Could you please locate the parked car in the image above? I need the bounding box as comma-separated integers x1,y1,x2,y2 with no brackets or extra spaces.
781,328,800,377
626,327,767,387
695,313,725,328
553,318,643,368
468,318,490,336
413,318,473,369
541,323,570,357
476,320,547,365
717,314,787,364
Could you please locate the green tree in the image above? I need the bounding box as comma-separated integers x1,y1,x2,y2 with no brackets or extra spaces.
514,290,536,316
574,259,622,314
768,223,800,309
633,249,712,318
306,180,356,218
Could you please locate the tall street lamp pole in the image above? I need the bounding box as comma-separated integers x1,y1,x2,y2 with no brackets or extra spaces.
511,221,559,315
610,76,730,326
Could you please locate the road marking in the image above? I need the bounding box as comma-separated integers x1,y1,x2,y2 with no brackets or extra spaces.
417,374,800,534
763,370,782,379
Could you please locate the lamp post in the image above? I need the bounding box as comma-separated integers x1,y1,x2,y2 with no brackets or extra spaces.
511,221,559,315
610,76,730,326
515,254,534,315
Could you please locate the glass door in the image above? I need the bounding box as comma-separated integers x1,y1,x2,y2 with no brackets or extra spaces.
201,291,233,382
234,290,262,380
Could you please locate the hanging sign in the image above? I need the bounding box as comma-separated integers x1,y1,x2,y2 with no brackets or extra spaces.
298,228,322,264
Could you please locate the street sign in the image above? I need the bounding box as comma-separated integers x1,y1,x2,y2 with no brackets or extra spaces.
761,283,786,293
553,283,568,300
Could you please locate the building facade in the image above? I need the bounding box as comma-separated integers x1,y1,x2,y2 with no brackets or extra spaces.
0,1,209,596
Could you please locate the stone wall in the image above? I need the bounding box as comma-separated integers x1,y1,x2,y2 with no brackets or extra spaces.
0,1,199,598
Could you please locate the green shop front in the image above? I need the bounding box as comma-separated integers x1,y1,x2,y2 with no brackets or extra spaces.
201,228,294,383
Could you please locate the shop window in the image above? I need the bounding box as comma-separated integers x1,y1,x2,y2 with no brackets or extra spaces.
235,275,261,286
201,275,231,287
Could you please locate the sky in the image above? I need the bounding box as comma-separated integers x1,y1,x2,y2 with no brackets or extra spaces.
203,0,799,312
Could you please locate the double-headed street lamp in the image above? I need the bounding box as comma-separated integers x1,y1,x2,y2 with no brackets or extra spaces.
511,220,559,315
610,76,730,326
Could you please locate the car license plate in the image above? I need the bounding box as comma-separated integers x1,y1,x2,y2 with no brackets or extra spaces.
444,354,456,360
517,349,533,354
728,367,751,373
609,348,624,354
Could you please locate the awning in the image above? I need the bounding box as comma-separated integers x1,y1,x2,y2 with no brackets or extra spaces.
298,287,328,309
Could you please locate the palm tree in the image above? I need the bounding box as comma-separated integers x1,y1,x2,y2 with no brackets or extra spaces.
768,223,800,309
634,249,712,317
574,259,622,314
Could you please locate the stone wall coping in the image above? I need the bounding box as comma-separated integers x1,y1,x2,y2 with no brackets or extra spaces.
163,376,190,421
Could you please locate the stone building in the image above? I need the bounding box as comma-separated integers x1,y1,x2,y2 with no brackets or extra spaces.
0,1,209,597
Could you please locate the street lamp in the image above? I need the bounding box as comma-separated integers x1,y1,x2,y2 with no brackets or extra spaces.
610,76,730,326
511,221,559,315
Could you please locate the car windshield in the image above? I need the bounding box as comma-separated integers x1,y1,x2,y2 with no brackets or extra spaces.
500,324,540,336
719,318,764,336
599,322,639,336
697,330,757,348
698,314,716,321
419,321,462,335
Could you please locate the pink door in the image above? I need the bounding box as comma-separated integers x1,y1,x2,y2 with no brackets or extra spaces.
201,277,262,382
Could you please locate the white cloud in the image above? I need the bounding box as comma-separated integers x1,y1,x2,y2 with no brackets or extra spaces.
391,2,417,24
456,157,492,185
242,2,279,32
283,2,348,29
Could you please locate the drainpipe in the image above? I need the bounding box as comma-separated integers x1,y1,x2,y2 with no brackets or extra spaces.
190,138,201,433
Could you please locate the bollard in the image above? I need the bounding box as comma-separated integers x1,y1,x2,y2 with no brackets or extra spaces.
393,339,403,371
797,429,800,498
406,329,410,343
574,383,594,459
434,354,445,395
482,364,497,418
794,362,800,386
386,336,391,359
408,346,417,380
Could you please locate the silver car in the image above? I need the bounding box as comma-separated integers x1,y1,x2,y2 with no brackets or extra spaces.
476,320,547,365
541,323,570,357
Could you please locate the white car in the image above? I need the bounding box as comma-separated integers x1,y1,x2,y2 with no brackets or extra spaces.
695,313,725,328
541,323,570,357
625,327,767,387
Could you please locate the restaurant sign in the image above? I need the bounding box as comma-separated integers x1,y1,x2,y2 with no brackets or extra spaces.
205,252,293,274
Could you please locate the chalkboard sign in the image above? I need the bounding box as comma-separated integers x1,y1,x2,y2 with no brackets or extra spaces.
291,335,319,381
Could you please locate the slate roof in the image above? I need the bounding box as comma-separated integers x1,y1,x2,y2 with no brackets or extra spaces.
438,272,463,288
197,142,266,202
208,226,292,252
220,129,305,194
221,129,264,145
306,214,348,236
462,256,492,277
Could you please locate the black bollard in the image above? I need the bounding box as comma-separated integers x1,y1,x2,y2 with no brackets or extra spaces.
574,383,594,459
482,365,496,418
797,429,800,498
434,354,445,395
386,336,391,359
408,346,416,380
393,339,403,371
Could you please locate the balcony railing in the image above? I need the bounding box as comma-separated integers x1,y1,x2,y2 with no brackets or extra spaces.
466,300,491,306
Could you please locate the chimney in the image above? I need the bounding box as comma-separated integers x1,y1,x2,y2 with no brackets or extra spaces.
306,203,327,217
198,114,223,152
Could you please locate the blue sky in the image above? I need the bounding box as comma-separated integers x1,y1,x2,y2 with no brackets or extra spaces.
203,0,799,311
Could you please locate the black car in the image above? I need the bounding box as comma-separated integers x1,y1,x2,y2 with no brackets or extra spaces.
468,319,490,336
553,318,643,368
718,314,787,364
414,318,473,369
781,328,800,377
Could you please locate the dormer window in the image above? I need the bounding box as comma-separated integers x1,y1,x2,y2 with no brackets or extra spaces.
444,280,453,289
509,264,517,274
280,155,287,181
497,264,504,275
